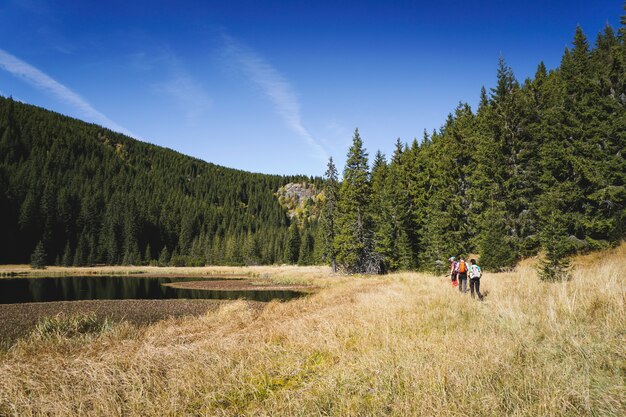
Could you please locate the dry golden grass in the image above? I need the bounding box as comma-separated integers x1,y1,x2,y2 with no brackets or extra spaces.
0,246,624,416
0,264,332,285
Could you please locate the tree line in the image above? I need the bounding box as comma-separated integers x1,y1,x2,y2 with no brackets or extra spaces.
0,96,323,267
321,16,625,274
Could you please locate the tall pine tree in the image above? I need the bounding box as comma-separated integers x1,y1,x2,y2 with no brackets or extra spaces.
335,129,381,273
320,157,339,272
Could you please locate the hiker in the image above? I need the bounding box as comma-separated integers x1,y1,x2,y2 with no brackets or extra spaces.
448,257,458,287
469,258,483,300
456,256,468,293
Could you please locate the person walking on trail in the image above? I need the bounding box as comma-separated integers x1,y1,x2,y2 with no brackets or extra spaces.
469,258,483,300
448,257,458,287
456,256,469,293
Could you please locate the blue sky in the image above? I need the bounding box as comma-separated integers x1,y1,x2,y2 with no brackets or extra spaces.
0,1,623,176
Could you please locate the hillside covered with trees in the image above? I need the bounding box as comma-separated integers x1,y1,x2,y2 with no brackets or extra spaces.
321,16,625,273
0,97,321,266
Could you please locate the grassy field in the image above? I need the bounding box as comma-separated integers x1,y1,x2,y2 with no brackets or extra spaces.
0,247,624,416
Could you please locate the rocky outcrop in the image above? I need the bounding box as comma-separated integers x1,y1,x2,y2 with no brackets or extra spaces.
275,182,321,222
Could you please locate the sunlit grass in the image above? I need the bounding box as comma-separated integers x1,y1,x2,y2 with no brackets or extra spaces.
0,245,624,416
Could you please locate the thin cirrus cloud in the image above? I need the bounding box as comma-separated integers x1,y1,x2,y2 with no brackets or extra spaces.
0,48,136,138
153,74,213,122
128,49,212,123
146,51,213,123
221,35,328,163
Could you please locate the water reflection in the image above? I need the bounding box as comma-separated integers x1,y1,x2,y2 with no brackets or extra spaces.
0,276,305,304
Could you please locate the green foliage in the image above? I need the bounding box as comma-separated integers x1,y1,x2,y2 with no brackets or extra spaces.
479,208,517,271
61,241,72,267
284,223,301,264
320,157,339,272
143,243,153,265
158,246,170,266
538,210,573,281
30,240,47,269
370,150,394,271
298,224,315,265
335,129,382,274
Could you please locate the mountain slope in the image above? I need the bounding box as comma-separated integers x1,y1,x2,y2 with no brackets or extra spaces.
0,96,311,265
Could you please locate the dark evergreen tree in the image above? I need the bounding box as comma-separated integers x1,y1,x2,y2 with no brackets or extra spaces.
479,206,516,271
243,230,260,266
144,243,153,265
538,209,573,281
61,241,72,267
418,105,474,269
335,129,381,273
370,150,393,271
158,246,170,266
298,221,315,265
284,222,301,264
30,240,47,269
320,157,339,272
73,232,89,266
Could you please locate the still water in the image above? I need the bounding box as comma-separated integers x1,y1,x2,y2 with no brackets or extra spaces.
0,276,305,304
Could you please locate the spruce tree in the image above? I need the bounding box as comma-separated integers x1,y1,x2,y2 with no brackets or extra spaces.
73,233,88,266
370,150,394,271
538,209,572,281
285,222,301,264
210,236,223,265
30,240,47,269
320,157,339,271
479,204,516,271
404,137,430,269
158,246,170,266
243,231,260,265
335,129,381,274
61,241,72,267
298,223,315,265
418,106,473,269
144,243,152,265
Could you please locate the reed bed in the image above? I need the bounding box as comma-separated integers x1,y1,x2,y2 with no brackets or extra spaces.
0,246,624,416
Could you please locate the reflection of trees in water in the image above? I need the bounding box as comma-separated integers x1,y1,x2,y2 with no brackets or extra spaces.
28,279,48,302
7,277,306,303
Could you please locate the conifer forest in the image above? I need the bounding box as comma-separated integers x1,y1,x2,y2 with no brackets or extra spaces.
1,18,625,272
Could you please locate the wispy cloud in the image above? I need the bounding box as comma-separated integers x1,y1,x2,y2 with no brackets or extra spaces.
149,52,213,123
154,75,212,121
129,48,212,123
221,35,328,162
0,48,135,137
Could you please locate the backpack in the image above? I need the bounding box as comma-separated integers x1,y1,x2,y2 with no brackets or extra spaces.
470,264,481,278
458,261,467,273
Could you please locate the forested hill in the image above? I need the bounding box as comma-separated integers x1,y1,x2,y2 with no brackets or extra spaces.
0,96,316,265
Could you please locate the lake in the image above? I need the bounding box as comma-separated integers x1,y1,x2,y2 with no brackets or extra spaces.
0,276,306,304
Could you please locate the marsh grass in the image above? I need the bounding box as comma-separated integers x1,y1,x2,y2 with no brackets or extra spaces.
0,246,624,416
30,313,114,340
